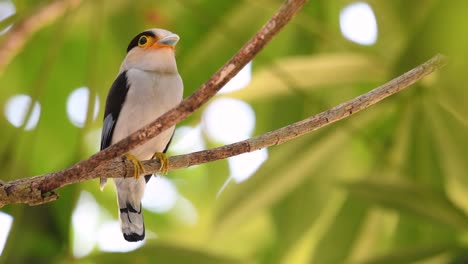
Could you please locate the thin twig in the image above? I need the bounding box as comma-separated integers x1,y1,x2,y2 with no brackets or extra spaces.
0,53,447,207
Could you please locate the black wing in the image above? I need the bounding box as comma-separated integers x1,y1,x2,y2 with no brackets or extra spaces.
101,71,130,150
101,70,174,184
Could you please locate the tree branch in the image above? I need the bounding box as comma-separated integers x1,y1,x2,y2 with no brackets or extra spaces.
0,0,308,207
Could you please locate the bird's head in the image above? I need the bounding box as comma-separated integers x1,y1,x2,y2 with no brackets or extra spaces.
120,28,180,73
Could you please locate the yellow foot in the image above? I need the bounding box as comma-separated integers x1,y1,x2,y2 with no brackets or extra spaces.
152,152,169,175
124,153,145,179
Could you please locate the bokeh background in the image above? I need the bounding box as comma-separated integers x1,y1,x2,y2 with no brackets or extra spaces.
1,0,468,263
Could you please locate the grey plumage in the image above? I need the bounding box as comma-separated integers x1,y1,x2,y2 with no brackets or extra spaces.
100,29,183,242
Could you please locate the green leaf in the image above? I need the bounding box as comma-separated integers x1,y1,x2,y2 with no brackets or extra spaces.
428,100,468,189
345,178,468,231
310,197,368,264
355,242,460,264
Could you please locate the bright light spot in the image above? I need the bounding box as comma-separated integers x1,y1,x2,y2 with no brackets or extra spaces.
0,212,13,256
72,191,100,258
97,221,144,252
202,98,255,144
340,2,377,45
142,177,178,213
66,87,100,128
173,196,198,226
229,148,268,183
84,128,101,154
171,125,206,154
218,149,269,197
0,1,15,35
219,62,252,94
4,94,41,130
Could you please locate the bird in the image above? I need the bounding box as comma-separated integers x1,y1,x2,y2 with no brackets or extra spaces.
99,28,183,242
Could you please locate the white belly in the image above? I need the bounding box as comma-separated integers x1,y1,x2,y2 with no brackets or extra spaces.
111,69,183,160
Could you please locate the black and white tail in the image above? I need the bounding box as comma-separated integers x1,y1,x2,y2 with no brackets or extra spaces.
114,177,146,242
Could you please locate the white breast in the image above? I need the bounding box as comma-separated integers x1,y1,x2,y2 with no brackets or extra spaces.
111,69,183,160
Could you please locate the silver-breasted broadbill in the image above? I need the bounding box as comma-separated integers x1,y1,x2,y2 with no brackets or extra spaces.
100,28,183,242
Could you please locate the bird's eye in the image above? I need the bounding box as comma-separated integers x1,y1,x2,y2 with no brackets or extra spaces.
138,36,148,47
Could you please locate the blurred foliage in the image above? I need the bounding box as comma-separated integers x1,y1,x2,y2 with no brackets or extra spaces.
0,0,467,263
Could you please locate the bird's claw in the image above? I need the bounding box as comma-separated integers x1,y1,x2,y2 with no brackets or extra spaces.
152,152,169,175
124,153,145,179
